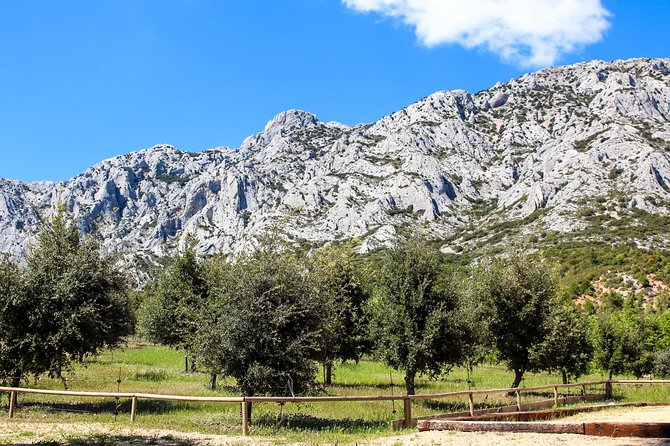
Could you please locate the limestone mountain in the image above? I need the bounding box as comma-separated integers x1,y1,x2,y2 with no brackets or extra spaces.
1,58,669,279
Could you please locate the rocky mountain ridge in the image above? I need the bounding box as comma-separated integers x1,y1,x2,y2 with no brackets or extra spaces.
1,58,669,278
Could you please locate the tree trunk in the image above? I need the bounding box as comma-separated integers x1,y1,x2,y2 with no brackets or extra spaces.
511,368,524,388
561,370,568,385
244,390,254,423
190,359,197,373
325,362,333,386
208,372,217,390
10,375,20,407
609,370,613,381
185,356,189,373
404,369,416,396
55,349,63,379
246,402,253,423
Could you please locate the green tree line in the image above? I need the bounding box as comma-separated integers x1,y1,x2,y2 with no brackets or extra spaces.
136,233,670,420
3,209,670,422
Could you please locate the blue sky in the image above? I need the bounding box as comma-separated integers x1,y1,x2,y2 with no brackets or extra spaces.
0,0,668,182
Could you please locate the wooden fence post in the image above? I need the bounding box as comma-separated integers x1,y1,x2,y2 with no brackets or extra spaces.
403,397,412,428
515,391,522,411
241,401,249,435
0,379,623,430
130,396,137,422
8,391,16,418
553,386,558,406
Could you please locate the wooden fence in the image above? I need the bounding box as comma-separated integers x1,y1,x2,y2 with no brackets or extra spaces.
2,379,669,435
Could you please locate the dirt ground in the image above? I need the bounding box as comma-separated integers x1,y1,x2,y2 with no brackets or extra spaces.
553,404,670,423
1,406,670,446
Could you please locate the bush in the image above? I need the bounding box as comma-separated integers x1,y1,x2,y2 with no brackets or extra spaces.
654,350,670,378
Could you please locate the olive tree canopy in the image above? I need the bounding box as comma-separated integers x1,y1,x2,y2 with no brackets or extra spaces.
370,234,468,395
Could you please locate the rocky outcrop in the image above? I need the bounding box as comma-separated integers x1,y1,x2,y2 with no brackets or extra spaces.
1,58,669,275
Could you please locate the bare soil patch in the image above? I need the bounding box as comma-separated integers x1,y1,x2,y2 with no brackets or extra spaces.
554,404,670,423
0,421,267,445
372,430,668,446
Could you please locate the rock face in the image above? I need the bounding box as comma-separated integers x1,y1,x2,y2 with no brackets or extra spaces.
1,58,670,276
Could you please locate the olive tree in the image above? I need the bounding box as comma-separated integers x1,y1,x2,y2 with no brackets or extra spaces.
193,238,321,420
138,235,208,373
532,301,592,383
370,235,467,395
308,242,371,385
457,280,492,385
17,206,134,379
591,308,653,379
477,255,556,388
0,255,30,387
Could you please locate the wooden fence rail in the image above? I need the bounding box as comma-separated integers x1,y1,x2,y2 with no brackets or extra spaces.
2,379,669,435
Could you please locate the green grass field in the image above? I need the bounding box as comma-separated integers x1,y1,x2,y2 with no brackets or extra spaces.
2,340,669,444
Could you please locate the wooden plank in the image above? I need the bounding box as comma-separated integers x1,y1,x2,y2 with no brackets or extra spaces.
515,391,522,411
132,393,243,403
450,402,629,422
584,422,670,438
0,387,243,403
403,397,412,428
418,420,585,434
613,380,670,384
245,395,402,403
130,396,137,422
0,387,131,399
553,386,558,406
409,380,608,400
241,401,249,436
0,381,611,406
8,391,16,418
391,394,610,431
420,419,670,438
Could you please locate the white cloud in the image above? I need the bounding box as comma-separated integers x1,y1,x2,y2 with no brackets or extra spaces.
343,0,611,67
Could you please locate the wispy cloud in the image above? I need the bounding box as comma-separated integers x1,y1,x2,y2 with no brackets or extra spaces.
343,0,611,67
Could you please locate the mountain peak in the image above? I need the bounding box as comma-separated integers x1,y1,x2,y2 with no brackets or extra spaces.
262,109,318,139
1,57,669,277
241,110,318,150
264,109,318,131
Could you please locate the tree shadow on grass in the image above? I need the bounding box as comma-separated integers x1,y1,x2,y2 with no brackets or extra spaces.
16,398,218,416
523,390,557,399
326,381,433,391
416,389,598,413
15,433,199,446
416,399,469,412
416,397,517,412
252,412,386,432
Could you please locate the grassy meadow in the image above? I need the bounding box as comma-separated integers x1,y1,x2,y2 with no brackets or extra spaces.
2,340,669,444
